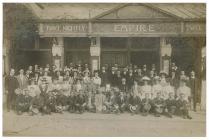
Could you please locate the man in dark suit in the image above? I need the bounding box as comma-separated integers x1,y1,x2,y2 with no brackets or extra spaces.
5,69,19,111
108,66,117,87
100,66,109,87
189,71,198,112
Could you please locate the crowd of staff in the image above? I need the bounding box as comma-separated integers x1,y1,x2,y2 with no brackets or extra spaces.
4,62,199,119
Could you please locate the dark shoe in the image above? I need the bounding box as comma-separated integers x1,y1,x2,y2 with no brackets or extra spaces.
187,115,192,120
155,114,160,117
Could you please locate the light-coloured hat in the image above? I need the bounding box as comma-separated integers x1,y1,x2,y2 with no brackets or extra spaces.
130,105,137,112
159,71,168,75
142,76,150,81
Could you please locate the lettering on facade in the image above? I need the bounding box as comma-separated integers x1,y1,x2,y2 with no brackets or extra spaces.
43,24,88,33
114,24,155,32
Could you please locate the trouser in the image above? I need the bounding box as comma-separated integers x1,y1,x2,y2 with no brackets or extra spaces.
193,95,197,111
75,105,85,113
6,93,15,111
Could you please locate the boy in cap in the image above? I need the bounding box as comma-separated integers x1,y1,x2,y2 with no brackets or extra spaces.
141,93,152,116
152,92,165,117
95,88,106,113
74,90,86,114
128,91,141,115
115,91,127,113
176,93,192,119
164,92,177,118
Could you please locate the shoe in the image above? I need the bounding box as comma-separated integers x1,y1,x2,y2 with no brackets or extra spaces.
187,115,192,120
155,114,160,117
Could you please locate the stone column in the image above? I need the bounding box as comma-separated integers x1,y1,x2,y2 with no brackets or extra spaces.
90,37,101,73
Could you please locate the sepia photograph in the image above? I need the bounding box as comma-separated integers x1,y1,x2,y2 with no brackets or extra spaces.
2,2,206,137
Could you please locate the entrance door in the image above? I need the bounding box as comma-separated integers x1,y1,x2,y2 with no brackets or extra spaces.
101,52,128,67
65,51,90,66
131,51,159,68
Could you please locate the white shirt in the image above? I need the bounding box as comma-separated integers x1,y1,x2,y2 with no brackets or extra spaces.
92,76,101,86
176,85,191,102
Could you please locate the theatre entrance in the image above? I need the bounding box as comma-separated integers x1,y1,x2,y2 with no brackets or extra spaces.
101,37,160,69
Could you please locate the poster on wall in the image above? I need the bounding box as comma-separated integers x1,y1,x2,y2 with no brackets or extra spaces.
54,59,60,70
92,59,98,71
163,59,169,74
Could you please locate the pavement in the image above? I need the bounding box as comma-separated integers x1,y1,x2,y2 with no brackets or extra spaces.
3,110,206,137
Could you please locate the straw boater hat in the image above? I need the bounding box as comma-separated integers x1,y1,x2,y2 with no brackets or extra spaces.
142,76,150,81
130,105,137,112
159,71,168,76
154,76,160,81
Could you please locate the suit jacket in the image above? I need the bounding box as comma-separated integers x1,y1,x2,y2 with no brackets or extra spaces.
100,71,109,86
16,75,28,89
5,75,19,93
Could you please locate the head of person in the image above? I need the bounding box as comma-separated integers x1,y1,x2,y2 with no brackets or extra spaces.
143,64,147,70
150,70,154,76
169,92,174,99
30,79,35,85
145,93,149,99
137,68,142,73
172,62,175,67
10,69,15,76
152,64,156,69
180,70,185,75
84,71,89,77
142,77,150,85
121,78,126,84
101,66,106,72
123,67,128,72
46,64,50,68
44,71,48,76
191,70,195,77
94,71,99,77
180,93,185,100
29,65,33,71
39,67,43,71
156,92,161,98
111,66,115,72
154,76,160,84
19,69,24,75
129,69,133,74
53,78,58,84
65,70,70,76
117,70,121,76
56,71,61,76
134,80,138,85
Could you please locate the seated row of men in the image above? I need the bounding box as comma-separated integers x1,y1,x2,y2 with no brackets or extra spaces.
13,77,192,119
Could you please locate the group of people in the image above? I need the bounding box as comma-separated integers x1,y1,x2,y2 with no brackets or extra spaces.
4,62,198,119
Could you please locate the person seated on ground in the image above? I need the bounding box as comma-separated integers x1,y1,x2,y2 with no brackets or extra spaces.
115,91,127,113
74,90,86,114
128,91,141,115
152,92,165,117
15,88,31,115
176,93,192,119
141,93,152,116
43,91,57,114
85,87,95,113
94,88,106,113
68,91,76,113
164,92,177,118
103,89,117,114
